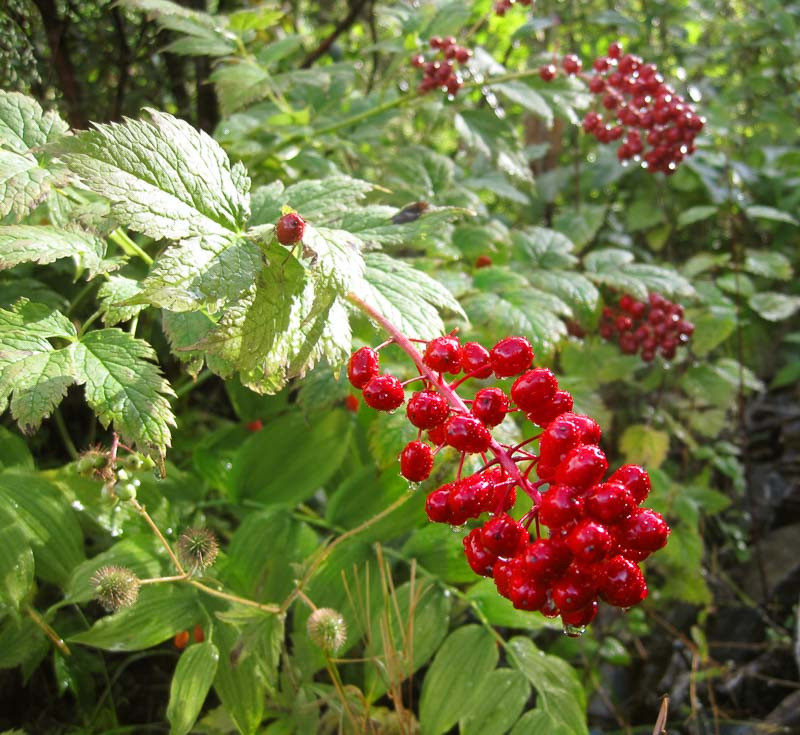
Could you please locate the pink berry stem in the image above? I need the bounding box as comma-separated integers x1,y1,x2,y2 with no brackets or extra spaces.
450,367,493,390
346,292,542,507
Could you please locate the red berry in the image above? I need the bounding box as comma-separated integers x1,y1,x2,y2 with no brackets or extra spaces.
599,556,648,607
472,387,510,427
427,424,447,446
539,64,557,81
511,368,558,412
565,519,613,563
510,577,548,611
424,336,461,374
538,416,581,467
493,558,518,598
447,477,483,523
618,508,670,552
538,484,583,528
607,41,623,59
406,389,449,429
475,254,492,268
608,464,651,504
362,374,405,411
561,600,598,627
174,630,190,649
480,514,528,558
551,573,596,613
344,395,359,413
426,485,452,523
400,441,434,482
246,419,263,432
444,414,492,454
563,53,582,75
347,347,380,389
490,337,533,377
517,538,572,582
460,342,493,379
554,444,609,489
584,482,636,523
276,212,305,245
463,528,498,577
193,624,205,643
526,389,574,426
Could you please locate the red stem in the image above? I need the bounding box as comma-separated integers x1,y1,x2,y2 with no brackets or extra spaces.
347,292,542,506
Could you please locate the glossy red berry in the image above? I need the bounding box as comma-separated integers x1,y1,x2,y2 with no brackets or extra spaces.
400,441,434,482
539,63,557,81
246,419,263,432
447,477,483,523
554,444,609,489
424,336,461,374
276,212,305,245
463,529,497,577
517,538,572,582
525,389,573,427
425,485,452,523
406,389,449,429
492,558,518,598
565,519,613,563
362,374,405,411
444,414,492,453
608,464,651,504
347,347,380,389
511,368,558,412
563,53,582,75
427,424,447,446
460,342,493,378
551,574,596,613
599,556,648,607
472,387,510,427
618,508,670,552
480,514,528,558
490,337,533,377
584,482,636,523
561,600,598,627
510,577,548,611
538,484,583,528
174,630,190,649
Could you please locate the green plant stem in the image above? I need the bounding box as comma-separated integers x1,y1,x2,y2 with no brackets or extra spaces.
26,604,71,656
174,369,214,398
53,407,79,460
129,498,185,573
109,228,153,266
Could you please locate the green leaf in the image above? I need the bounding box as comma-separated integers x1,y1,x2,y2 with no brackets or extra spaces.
689,304,737,356
527,270,599,318
98,276,147,326
748,292,800,321
508,636,588,735
0,150,55,220
361,252,466,340
466,579,555,631
0,614,47,670
231,409,351,503
418,625,499,735
620,424,670,468
0,225,108,276
303,225,367,296
658,523,709,604
0,90,69,154
493,81,552,125
512,227,578,268
677,205,718,228
134,234,262,312
745,205,799,226
56,110,250,241
509,709,572,735
0,426,34,471
743,250,793,280
0,515,34,612
249,176,373,226
402,525,474,584
460,668,530,735
167,642,220,735
70,584,200,651
72,329,175,453
0,471,85,586
553,205,606,250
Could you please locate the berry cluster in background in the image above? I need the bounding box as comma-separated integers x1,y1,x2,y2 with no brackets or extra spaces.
411,36,472,96
494,0,534,16
539,42,704,173
348,334,670,629
600,291,694,362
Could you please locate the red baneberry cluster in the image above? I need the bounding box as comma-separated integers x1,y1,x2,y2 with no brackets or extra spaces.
348,334,670,629
411,36,472,96
600,292,694,362
494,0,533,16
538,42,704,173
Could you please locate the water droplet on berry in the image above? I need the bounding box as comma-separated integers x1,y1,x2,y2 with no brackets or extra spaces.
450,524,465,534
563,624,586,638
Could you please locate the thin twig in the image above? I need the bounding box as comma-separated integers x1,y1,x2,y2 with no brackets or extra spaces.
652,695,669,735
26,604,71,656
301,0,370,68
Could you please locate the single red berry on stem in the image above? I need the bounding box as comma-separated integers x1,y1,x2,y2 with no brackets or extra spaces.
407,389,449,429
609,464,651,504
400,440,434,482
444,414,492,453
563,53,582,75
539,63,557,81
599,556,648,607
424,336,462,374
538,484,583,528
565,519,613,563
480,514,529,558
490,336,534,377
554,444,609,489
584,481,636,523
347,347,380,389
460,342,493,379
618,508,670,552
362,374,405,411
510,577,548,611
472,387,510,427
276,212,305,245
425,485,453,523
511,368,558,412
526,389,573,426
463,529,498,576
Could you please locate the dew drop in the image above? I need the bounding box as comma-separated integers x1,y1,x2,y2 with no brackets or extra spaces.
563,623,586,638
450,524,465,534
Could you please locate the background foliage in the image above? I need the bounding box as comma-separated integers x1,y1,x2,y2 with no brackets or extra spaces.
0,0,799,733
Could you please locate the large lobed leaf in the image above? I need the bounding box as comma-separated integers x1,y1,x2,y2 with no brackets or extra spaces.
0,225,108,277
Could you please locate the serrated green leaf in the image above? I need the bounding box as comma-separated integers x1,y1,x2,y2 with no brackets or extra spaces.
97,276,146,326
512,227,578,268
56,110,249,241
677,205,718,228
231,409,351,504
0,516,34,612
527,270,599,317
0,470,85,586
0,91,69,154
553,205,606,250
303,225,366,296
508,636,588,735
72,329,175,452
249,176,373,226
493,81,552,125
167,642,220,735
460,668,531,735
419,625,499,735
361,252,466,340
134,234,261,312
161,309,220,376
0,149,64,220
340,204,467,248
743,250,793,280
748,291,800,321
745,205,798,226
70,584,200,651
620,424,670,468
0,225,108,277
